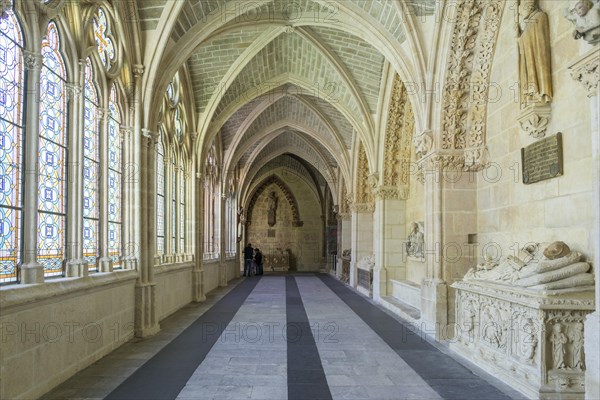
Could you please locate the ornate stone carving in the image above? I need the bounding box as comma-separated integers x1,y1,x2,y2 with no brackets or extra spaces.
464,146,489,171
349,202,375,213
569,49,600,97
463,242,595,294
133,64,145,78
518,103,551,139
383,75,406,187
373,185,399,200
564,0,600,45
245,175,303,227
23,51,43,71
414,130,433,160
452,279,594,399
442,0,504,169
65,83,83,101
405,222,424,258
356,145,374,205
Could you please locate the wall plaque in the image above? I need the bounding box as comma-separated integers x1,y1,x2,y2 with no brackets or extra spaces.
521,132,563,184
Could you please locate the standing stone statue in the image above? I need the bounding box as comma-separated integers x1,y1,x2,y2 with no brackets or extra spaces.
406,222,424,258
267,191,278,227
550,323,568,369
516,0,553,104
570,322,585,369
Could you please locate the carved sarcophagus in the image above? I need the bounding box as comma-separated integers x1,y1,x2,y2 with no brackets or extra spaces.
451,280,594,399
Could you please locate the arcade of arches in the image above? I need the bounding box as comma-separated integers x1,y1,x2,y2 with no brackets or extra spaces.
1,1,599,399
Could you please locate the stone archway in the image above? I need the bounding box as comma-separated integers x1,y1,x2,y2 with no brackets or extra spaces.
245,175,304,227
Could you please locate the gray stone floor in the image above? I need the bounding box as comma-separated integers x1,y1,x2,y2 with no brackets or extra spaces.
41,275,528,400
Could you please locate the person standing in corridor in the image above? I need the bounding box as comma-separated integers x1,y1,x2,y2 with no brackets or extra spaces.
243,243,254,276
254,248,263,276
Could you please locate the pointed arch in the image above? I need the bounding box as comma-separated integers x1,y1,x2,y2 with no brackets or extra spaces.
245,175,303,228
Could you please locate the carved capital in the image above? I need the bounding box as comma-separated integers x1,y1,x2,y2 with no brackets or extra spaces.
1,0,13,19
23,51,43,71
65,82,83,101
373,185,399,200
97,107,110,122
350,202,375,213
120,125,133,139
569,49,600,98
518,103,552,139
367,172,379,189
464,146,490,172
418,151,466,172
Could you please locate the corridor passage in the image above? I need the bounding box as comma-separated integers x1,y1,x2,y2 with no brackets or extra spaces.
43,275,523,400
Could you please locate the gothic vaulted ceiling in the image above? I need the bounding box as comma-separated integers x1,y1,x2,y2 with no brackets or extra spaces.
137,0,436,197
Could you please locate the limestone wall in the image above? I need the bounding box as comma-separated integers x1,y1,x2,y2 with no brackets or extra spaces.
0,272,137,400
247,176,324,271
478,0,595,268
203,260,221,293
155,263,194,321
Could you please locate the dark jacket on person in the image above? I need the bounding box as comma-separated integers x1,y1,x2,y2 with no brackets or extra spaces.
244,245,254,260
254,251,263,265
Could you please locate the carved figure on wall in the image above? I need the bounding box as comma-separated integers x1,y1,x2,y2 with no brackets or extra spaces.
476,254,498,271
564,0,600,44
406,222,424,258
550,323,568,369
570,322,585,370
462,300,477,336
516,0,553,104
520,317,538,362
267,191,278,227
482,307,503,348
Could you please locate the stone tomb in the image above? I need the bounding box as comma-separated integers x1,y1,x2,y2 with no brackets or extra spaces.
451,242,595,399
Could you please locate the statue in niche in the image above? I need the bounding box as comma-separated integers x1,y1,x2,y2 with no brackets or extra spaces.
516,0,553,105
570,322,585,370
550,323,568,369
462,300,477,337
406,222,424,258
267,191,278,227
520,317,538,362
564,0,600,44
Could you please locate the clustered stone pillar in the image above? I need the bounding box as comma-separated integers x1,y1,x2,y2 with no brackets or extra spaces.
193,172,206,302
349,203,374,288
372,187,406,300
20,51,44,283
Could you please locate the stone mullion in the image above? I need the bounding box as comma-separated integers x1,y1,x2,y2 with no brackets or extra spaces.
20,51,44,283
65,77,84,274
143,130,158,276
120,125,134,269
163,154,174,262
98,107,112,272
174,165,181,260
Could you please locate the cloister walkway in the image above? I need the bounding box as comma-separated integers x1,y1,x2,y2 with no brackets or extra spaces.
42,274,525,400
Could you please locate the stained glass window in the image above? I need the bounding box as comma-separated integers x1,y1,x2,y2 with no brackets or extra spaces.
0,9,24,283
156,136,165,256
93,8,115,69
38,21,67,278
179,161,185,254
83,58,99,270
108,86,122,268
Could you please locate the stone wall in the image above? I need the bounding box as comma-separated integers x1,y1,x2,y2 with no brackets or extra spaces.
0,272,137,400
155,263,194,321
478,0,595,267
247,176,324,271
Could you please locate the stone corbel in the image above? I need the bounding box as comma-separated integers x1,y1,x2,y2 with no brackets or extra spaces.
569,49,600,97
23,51,43,71
519,103,552,139
367,172,379,189
65,82,83,102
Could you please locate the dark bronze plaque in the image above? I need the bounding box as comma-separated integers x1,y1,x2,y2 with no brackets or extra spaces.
521,132,563,185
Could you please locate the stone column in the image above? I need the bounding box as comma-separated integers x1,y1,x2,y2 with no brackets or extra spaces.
98,107,112,272
219,195,227,287
192,172,206,302
337,213,351,280
66,61,88,277
349,203,374,288
121,125,136,269
20,51,44,283
134,130,159,337
569,49,600,400
164,154,174,263
372,186,407,300
419,158,448,339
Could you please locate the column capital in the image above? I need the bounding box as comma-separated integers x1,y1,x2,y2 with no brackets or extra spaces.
373,185,407,200
350,202,374,214
65,82,83,101
569,48,599,98
23,50,43,71
120,125,133,138
97,107,110,122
